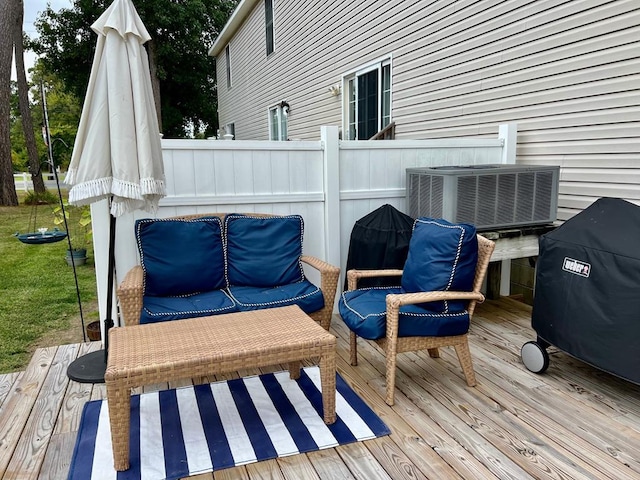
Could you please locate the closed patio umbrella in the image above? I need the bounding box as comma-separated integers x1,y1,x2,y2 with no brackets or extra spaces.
65,0,166,383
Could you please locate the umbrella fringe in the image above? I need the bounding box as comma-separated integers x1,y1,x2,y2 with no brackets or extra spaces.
65,176,165,214
111,199,142,217
111,197,162,217
112,178,165,200
140,177,166,196
67,176,113,206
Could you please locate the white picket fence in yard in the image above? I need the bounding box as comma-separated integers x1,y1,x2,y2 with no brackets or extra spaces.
91,124,517,333
13,172,62,191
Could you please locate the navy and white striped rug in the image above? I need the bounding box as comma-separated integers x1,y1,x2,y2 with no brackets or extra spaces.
68,367,390,479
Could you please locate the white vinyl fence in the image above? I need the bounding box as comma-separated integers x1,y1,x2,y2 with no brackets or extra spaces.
91,124,517,333
14,172,62,191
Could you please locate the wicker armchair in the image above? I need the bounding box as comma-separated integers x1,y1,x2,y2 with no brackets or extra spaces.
117,213,340,331
341,232,495,405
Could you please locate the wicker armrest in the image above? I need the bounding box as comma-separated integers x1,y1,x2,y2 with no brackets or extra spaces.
116,266,144,326
300,255,340,331
384,290,486,338
386,290,485,308
346,268,404,291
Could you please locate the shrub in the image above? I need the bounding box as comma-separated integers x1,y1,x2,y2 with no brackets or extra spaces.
23,190,59,206
52,203,93,251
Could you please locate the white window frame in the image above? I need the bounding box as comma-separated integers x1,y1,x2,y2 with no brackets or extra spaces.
341,55,393,140
265,0,275,56
268,103,288,140
225,44,232,89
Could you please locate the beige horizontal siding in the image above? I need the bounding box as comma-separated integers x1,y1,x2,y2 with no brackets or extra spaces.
520,154,640,168
561,182,640,199
395,1,634,83
561,168,640,183
216,0,640,220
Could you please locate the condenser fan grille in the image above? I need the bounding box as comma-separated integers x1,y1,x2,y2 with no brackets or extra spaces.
406,164,559,230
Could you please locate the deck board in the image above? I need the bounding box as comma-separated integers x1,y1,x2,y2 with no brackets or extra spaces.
0,347,57,478
0,373,20,407
4,344,80,480
2,298,640,479
331,359,460,478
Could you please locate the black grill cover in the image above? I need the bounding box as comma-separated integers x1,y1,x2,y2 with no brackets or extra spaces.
344,204,414,290
532,197,640,384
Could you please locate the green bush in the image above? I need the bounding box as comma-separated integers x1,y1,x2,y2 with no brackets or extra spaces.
23,190,60,206
52,203,93,251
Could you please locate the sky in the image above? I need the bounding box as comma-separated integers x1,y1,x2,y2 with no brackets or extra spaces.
12,0,72,80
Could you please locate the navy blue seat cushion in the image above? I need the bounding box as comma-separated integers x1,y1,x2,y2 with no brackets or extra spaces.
136,217,226,297
140,290,237,324
339,287,470,340
225,214,305,287
401,217,478,312
227,280,324,314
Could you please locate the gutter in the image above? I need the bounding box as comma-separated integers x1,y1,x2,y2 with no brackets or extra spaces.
208,0,260,57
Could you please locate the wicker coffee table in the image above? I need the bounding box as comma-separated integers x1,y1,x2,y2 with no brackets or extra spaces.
105,305,337,471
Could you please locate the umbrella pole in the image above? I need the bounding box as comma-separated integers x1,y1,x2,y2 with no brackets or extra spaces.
67,211,116,383
103,212,117,360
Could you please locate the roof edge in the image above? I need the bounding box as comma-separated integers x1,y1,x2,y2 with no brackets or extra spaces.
208,0,260,57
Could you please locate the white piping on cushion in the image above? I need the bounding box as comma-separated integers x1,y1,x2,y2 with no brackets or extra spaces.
411,218,468,314
226,283,322,308
340,288,469,322
144,289,236,318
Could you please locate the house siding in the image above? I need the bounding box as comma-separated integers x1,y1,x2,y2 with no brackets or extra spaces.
214,0,640,220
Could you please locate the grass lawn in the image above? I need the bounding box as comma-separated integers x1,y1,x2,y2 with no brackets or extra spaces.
0,194,99,373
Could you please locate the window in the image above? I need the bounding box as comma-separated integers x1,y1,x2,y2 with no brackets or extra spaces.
343,58,392,140
268,103,288,140
265,0,274,55
225,45,231,89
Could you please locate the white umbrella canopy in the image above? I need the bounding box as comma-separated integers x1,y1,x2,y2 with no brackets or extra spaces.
65,0,165,384
65,0,165,217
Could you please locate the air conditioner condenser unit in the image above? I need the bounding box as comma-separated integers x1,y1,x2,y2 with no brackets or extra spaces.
406,164,560,231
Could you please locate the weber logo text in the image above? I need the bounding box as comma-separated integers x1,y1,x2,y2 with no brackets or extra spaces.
562,257,590,278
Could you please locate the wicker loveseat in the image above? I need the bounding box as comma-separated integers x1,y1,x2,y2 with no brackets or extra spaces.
116,213,340,330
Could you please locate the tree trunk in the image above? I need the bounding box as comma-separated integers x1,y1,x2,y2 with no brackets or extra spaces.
0,0,19,206
14,0,45,194
147,40,163,133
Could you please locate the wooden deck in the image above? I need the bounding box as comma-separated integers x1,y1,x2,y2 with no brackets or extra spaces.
1,297,640,479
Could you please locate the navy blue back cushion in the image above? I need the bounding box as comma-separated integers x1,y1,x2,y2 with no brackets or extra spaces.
136,217,225,297
401,218,478,296
225,214,305,287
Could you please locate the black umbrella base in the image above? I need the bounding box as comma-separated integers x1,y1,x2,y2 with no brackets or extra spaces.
67,350,107,383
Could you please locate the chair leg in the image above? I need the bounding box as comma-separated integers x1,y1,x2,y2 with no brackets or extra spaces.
427,348,440,358
454,340,477,387
384,351,397,406
350,331,358,366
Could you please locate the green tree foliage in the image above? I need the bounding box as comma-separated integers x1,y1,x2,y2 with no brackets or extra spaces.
31,63,82,171
31,0,237,138
10,63,81,172
9,82,28,171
